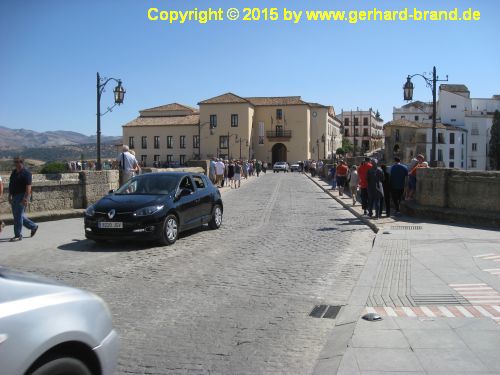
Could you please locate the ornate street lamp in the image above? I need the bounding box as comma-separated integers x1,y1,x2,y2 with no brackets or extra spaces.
96,72,125,170
403,66,448,166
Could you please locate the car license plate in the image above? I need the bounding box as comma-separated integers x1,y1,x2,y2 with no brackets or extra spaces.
98,222,123,229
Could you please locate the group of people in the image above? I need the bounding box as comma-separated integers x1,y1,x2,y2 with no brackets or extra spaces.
327,154,429,219
209,158,268,189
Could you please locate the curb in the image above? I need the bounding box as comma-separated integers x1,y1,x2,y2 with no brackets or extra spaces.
305,174,380,233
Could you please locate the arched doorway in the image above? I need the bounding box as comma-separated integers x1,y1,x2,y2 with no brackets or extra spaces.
272,143,287,165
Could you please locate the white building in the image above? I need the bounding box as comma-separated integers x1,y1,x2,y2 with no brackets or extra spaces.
392,84,500,170
337,109,384,154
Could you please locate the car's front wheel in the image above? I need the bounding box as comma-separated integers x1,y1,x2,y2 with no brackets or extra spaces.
159,214,179,245
209,204,223,229
29,356,92,375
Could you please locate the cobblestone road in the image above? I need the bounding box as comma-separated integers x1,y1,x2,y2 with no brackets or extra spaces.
0,172,374,374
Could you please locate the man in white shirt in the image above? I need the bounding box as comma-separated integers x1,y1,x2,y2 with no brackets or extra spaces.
215,159,225,187
117,145,139,185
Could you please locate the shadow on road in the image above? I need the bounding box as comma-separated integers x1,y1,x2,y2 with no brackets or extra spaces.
58,226,210,252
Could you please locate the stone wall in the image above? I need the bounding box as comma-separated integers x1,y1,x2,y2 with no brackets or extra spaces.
0,164,210,215
417,168,500,212
409,168,500,227
0,170,119,214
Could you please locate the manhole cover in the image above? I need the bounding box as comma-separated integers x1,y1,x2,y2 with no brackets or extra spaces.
309,305,342,319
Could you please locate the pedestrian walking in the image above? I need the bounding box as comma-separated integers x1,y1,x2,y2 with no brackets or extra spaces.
215,159,225,187
348,165,359,206
310,160,317,177
8,157,38,241
209,158,216,184
328,164,337,190
256,160,262,177
234,161,242,188
380,164,391,217
262,161,268,174
389,157,408,215
408,154,428,200
358,157,373,215
335,161,349,196
117,145,139,185
228,161,235,188
367,158,384,219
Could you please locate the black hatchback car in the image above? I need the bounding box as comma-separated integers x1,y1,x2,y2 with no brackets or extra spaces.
84,172,223,245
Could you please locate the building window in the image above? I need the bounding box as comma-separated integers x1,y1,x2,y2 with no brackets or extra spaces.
363,129,369,136
154,136,160,149
438,149,443,161
210,114,217,128
141,155,147,166
449,133,455,144
166,155,173,164
449,161,454,168
472,143,477,151
354,117,359,126
363,117,368,126
438,133,445,144
219,135,228,149
153,155,160,166
471,159,477,168
128,136,134,149
471,127,479,135
395,129,400,142
354,128,359,136
231,114,238,127
400,115,406,119
451,119,456,122
193,135,200,148
141,136,147,149
344,118,349,126
179,155,186,165
344,129,349,136
449,148,455,160
414,115,419,121
461,135,464,144
451,105,457,108
180,135,186,149
167,136,173,149
276,109,283,120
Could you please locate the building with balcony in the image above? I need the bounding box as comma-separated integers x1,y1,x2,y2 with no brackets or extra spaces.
336,109,384,155
123,93,343,166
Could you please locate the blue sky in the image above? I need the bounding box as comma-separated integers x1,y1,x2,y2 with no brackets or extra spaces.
1,0,499,136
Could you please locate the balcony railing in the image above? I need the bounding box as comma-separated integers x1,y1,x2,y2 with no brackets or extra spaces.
266,130,292,139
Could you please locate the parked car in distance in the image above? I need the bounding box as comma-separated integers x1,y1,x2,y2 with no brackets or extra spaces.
0,267,118,375
84,172,223,245
290,161,301,172
273,161,289,173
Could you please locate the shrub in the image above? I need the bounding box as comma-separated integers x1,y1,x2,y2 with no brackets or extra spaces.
40,161,67,174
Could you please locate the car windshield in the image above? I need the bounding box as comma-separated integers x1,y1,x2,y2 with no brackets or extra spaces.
115,175,179,195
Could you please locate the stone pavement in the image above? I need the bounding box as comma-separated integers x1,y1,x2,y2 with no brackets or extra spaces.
308,174,500,374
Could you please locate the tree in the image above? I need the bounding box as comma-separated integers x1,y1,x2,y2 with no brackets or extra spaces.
341,138,353,154
40,161,67,174
336,147,345,155
489,110,500,170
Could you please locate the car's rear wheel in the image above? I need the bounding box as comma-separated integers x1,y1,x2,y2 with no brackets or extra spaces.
30,356,91,375
209,204,222,229
159,214,178,245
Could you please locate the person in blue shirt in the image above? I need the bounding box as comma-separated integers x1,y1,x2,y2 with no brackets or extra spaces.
389,157,408,215
8,157,38,241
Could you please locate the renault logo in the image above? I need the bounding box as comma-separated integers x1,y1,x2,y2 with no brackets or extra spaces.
107,209,116,219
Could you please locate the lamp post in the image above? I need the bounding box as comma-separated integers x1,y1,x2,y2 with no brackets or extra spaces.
403,66,448,166
96,72,125,170
316,139,320,160
321,134,326,159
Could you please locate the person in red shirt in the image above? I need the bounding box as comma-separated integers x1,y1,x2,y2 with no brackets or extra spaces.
335,161,349,196
357,157,373,215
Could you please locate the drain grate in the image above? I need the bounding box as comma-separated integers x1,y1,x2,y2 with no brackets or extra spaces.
412,294,470,306
390,226,423,230
309,305,342,319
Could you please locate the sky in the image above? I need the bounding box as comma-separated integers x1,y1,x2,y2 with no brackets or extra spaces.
1,0,499,137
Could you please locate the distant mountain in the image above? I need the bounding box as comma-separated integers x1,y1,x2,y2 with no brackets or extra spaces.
0,125,121,150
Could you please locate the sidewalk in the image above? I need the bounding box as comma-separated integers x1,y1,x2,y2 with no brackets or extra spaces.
308,174,500,374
